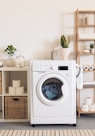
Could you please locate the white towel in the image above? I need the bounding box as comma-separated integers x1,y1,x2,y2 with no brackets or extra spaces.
77,67,83,89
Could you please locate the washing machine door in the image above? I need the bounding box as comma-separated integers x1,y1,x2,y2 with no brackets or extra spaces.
37,73,69,105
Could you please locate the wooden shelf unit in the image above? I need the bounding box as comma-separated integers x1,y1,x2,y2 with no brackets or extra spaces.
76,9,95,118
0,67,30,122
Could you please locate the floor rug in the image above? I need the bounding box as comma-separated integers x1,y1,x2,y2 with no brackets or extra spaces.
0,130,95,136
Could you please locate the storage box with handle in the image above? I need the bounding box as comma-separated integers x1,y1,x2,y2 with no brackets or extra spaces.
4,96,28,119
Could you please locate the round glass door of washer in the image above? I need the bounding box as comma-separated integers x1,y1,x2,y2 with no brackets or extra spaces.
37,73,69,105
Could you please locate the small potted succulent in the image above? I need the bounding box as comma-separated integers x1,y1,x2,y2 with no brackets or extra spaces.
60,35,71,59
90,43,94,53
60,35,70,48
4,45,17,67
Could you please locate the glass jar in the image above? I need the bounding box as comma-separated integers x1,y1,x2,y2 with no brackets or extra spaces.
16,55,25,68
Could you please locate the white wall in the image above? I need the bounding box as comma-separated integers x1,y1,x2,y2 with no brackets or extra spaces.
0,0,95,113
0,0,95,60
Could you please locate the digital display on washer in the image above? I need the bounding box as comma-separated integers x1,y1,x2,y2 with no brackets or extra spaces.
58,66,68,70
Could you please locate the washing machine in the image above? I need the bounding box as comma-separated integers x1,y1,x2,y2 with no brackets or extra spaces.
30,60,76,126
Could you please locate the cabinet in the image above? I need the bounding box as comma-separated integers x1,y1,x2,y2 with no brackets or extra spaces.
0,67,30,122
76,9,95,118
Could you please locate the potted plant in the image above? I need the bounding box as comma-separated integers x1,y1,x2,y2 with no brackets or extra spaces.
90,43,94,53
4,45,17,57
60,35,70,48
60,35,71,59
4,45,17,67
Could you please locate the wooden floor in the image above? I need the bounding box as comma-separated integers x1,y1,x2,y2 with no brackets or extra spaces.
0,130,95,136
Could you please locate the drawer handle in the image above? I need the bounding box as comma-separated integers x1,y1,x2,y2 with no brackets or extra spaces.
13,98,19,101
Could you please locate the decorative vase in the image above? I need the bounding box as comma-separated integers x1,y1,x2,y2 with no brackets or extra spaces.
16,55,25,68
6,57,16,67
90,48,94,53
61,48,71,60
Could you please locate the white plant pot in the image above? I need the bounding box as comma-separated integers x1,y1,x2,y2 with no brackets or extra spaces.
61,48,71,60
6,58,16,67
90,48,94,53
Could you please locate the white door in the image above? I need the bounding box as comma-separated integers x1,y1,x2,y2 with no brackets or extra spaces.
37,73,69,105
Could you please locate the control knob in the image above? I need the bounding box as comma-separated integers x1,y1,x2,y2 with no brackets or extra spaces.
50,66,56,70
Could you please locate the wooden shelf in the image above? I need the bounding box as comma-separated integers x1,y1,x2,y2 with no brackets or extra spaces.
79,52,95,55
79,38,95,41
79,25,95,27
77,107,95,118
83,70,95,72
4,93,28,96
0,66,29,71
0,67,30,121
76,9,95,118
78,10,95,14
83,84,95,88
78,108,95,113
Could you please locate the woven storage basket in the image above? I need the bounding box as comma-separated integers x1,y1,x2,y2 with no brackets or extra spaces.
0,72,2,94
4,96,28,119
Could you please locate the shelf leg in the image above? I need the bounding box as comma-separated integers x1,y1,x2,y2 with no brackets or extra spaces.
78,112,80,119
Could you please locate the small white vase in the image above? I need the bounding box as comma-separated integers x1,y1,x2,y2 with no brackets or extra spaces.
61,48,71,60
90,48,94,53
16,55,25,67
6,57,16,67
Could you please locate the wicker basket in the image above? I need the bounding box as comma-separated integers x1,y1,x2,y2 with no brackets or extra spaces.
0,72,2,94
4,96,28,119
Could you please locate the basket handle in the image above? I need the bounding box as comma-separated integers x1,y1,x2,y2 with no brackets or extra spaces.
13,98,19,101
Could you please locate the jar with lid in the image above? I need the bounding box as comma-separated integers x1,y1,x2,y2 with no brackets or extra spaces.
16,55,25,68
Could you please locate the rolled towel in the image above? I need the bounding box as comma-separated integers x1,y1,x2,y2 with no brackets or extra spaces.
85,97,92,105
9,86,16,94
16,86,24,94
81,103,88,112
89,104,95,111
84,65,89,71
12,80,20,87
89,65,94,71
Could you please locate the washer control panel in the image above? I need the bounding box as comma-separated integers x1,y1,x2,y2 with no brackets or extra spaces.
32,60,76,72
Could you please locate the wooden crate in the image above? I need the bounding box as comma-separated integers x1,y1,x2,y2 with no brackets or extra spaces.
4,96,28,119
